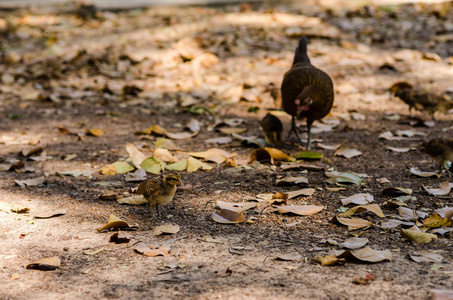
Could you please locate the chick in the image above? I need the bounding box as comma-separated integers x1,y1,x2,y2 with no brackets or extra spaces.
420,139,453,177
261,113,283,147
390,82,453,120
136,172,182,218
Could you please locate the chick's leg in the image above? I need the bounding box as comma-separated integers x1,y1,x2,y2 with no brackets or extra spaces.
306,122,312,150
287,116,302,143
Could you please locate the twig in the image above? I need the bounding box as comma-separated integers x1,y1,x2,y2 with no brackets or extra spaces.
161,235,189,246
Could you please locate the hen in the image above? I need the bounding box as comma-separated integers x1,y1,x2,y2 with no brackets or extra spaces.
421,139,453,177
281,37,334,149
261,113,283,147
390,82,453,120
136,172,182,218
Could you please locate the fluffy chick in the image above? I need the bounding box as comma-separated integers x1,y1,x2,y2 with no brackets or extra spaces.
261,113,283,147
136,172,182,218
390,82,453,120
420,139,453,177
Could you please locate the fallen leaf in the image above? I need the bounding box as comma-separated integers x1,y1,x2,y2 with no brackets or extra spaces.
117,195,148,205
341,193,374,205
166,131,198,140
398,207,428,221
423,212,452,228
250,148,272,164
435,207,453,219
110,231,134,244
155,138,181,150
186,118,200,133
84,248,104,255
126,143,146,168
134,242,170,257
0,201,12,213
186,148,233,164
140,157,166,174
382,187,412,196
333,217,371,229
430,289,453,300
340,237,369,249
21,146,43,157
280,162,324,171
337,247,392,263
296,151,323,160
325,172,362,185
284,188,316,199
410,167,440,178
409,250,443,263
153,224,180,236
217,201,257,213
136,124,167,135
317,143,341,150
205,137,232,144
153,148,177,163
187,157,213,172
396,129,425,137
276,176,309,186
218,127,247,135
15,176,46,188
165,159,188,171
211,209,246,224
401,227,437,244
96,215,137,232
339,204,384,218
58,170,93,177
423,181,451,196
125,168,147,182
278,205,323,216
379,219,415,229
378,178,391,184
10,204,30,214
386,146,412,153
26,256,61,271
86,128,104,137
34,209,67,219
275,252,302,261
99,161,135,175
313,255,343,266
335,146,362,158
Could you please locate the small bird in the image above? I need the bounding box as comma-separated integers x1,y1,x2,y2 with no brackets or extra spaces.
390,82,453,120
136,172,182,218
421,139,453,177
261,113,283,147
281,37,334,149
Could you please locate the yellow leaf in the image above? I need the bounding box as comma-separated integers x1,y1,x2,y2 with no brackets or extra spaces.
187,157,213,173
126,143,146,168
26,256,61,270
86,128,104,137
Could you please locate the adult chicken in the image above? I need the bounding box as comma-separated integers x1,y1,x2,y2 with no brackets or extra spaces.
281,37,334,149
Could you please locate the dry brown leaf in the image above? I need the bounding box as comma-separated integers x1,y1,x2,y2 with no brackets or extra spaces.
317,143,341,150
313,255,343,266
337,247,392,263
409,250,443,263
410,167,440,178
205,137,233,144
15,176,46,188
126,143,146,168
430,289,453,300
264,147,296,162
10,204,30,214
153,148,177,163
186,118,200,133
134,242,170,257
339,237,369,249
86,128,104,137
284,188,316,199
21,146,43,157
401,227,437,244
333,217,371,229
278,205,323,216
218,127,247,135
34,209,67,219
109,231,134,244
117,195,148,205
339,204,384,218
398,207,428,221
212,209,246,224
275,252,302,261
217,201,257,213
386,146,411,153
166,131,198,140
334,146,362,158
250,148,272,164
26,256,61,271
423,181,451,196
280,162,324,171
276,176,308,186
153,224,180,236
341,193,374,205
96,215,137,232
84,248,104,255
435,207,453,220
382,187,412,195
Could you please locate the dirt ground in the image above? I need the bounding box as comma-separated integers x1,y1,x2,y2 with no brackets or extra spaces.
1,1,453,299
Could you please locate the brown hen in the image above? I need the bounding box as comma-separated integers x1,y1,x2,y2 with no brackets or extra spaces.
281,37,334,149
421,139,453,177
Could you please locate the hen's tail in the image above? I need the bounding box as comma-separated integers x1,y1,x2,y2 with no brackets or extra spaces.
292,36,311,67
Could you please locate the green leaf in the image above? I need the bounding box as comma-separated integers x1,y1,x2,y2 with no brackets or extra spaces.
140,157,166,174
296,151,323,160
165,159,188,171
112,161,135,174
